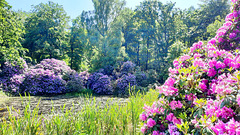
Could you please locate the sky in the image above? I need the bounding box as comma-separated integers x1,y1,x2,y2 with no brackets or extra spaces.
6,0,201,19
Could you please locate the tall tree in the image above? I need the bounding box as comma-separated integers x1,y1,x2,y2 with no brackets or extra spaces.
125,1,176,74
0,0,27,66
79,0,126,71
67,16,87,71
23,1,69,63
198,0,230,40
175,0,230,47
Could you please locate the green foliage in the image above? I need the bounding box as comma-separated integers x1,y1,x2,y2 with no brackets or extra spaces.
166,41,187,65
67,16,86,71
78,0,127,71
23,1,70,63
0,0,27,66
175,0,230,46
206,16,225,39
1,0,232,89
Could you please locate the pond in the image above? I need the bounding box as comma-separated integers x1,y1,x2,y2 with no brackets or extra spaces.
0,95,129,118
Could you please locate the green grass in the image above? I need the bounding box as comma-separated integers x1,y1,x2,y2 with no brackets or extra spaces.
0,89,158,135
0,91,8,106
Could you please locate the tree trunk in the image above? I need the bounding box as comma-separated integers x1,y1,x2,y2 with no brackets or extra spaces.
146,37,149,70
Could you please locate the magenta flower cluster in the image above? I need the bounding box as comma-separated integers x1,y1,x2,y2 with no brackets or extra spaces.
140,1,240,134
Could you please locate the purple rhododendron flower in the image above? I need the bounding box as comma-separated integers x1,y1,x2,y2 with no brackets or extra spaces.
87,72,113,95
116,73,137,95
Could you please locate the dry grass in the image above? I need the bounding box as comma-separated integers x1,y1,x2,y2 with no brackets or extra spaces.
0,91,8,106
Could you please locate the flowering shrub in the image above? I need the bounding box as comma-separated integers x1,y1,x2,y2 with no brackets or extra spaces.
0,58,86,95
79,70,90,86
101,65,115,76
116,73,137,95
86,72,113,95
64,71,85,93
140,1,240,134
0,58,28,94
34,58,73,75
120,61,136,74
20,68,66,95
20,59,87,95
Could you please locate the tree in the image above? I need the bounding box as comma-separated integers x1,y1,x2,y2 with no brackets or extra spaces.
126,1,177,79
0,0,27,66
175,0,230,47
78,0,126,71
67,16,87,71
206,16,225,39
23,1,69,63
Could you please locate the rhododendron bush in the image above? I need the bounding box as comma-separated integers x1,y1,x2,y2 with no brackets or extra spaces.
0,58,85,95
0,58,28,94
140,1,240,134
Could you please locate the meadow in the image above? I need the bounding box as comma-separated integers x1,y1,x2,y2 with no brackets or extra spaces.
0,90,158,135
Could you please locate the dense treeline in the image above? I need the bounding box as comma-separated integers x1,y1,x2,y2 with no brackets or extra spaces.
1,0,230,84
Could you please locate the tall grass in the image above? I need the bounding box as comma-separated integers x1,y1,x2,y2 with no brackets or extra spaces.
0,89,158,135
0,91,8,106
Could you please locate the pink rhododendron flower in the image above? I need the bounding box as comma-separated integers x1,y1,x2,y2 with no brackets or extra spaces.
224,58,234,67
157,85,178,96
216,106,235,119
233,10,238,18
216,29,227,37
224,21,233,27
208,38,216,45
179,55,191,62
141,124,147,133
147,118,156,128
215,61,226,69
218,37,224,43
199,82,207,90
140,113,147,121
229,32,237,39
173,60,179,67
208,58,217,68
225,13,234,22
172,117,182,125
152,131,160,135
168,67,178,75
237,95,240,107
211,120,227,134
186,93,197,101
208,68,217,77
194,53,201,59
166,113,174,122
169,100,183,110
164,77,175,86
193,58,206,67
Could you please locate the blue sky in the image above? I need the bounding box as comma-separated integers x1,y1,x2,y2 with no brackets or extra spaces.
7,0,200,19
